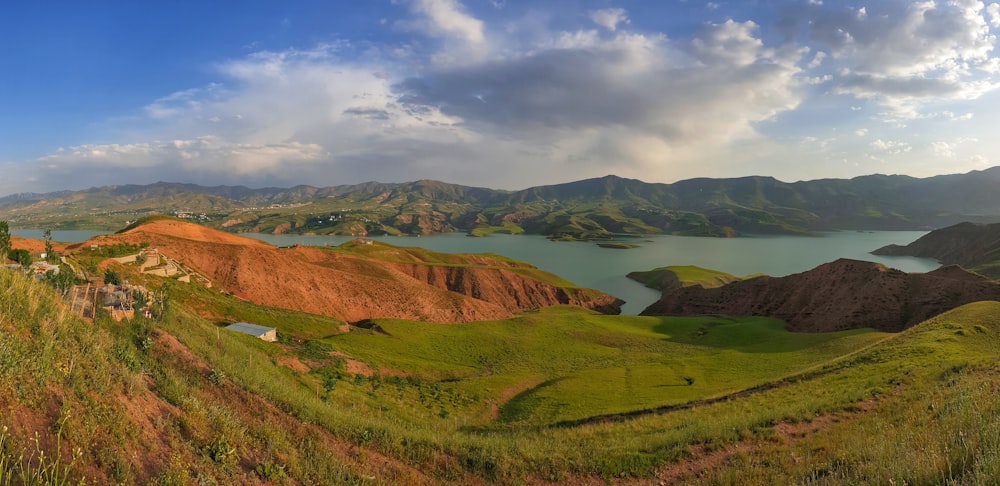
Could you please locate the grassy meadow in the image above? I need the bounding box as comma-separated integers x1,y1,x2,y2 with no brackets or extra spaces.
326,308,888,426
3,259,1000,483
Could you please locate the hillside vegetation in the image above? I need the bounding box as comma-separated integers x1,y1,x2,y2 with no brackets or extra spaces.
626,265,743,292
3,249,1000,483
6,262,1000,484
5,167,1000,239
0,268,431,484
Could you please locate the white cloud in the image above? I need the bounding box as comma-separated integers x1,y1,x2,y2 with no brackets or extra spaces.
38,138,327,174
399,19,804,168
16,0,1000,194
929,136,979,158
869,138,912,155
988,3,1000,27
23,7,810,191
402,0,484,45
803,0,1000,119
589,8,629,32
931,140,958,157
690,20,767,66
807,50,827,69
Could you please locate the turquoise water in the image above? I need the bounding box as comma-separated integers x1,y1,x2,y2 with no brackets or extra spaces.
11,230,938,314
242,231,939,315
11,228,937,315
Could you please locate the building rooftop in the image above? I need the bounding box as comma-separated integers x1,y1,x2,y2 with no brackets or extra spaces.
225,322,276,337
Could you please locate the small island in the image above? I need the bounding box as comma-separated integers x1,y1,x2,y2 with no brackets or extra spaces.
596,242,640,249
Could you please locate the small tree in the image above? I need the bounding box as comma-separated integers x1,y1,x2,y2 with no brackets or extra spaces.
43,229,56,263
104,269,121,286
133,290,149,310
0,221,10,263
46,269,75,296
8,249,31,268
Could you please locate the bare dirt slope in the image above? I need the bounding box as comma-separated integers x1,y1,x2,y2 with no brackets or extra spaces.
92,219,621,322
641,258,1000,332
873,221,1000,267
11,235,66,254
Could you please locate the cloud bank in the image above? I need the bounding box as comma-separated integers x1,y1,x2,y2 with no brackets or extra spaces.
9,0,1000,195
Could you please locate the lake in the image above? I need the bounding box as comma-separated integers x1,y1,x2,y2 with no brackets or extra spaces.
240,231,939,315
13,228,938,315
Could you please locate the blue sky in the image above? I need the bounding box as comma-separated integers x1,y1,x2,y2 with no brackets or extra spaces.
3,0,1000,195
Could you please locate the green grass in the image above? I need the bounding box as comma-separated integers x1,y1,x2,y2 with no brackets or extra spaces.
7,259,1000,483
627,264,743,291
324,307,888,426
596,242,640,249
171,280,347,339
468,221,525,237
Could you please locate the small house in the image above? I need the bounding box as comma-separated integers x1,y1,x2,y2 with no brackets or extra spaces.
30,261,60,279
225,322,277,342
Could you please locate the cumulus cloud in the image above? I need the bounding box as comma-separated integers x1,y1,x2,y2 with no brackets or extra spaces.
930,136,978,158
401,0,484,44
987,2,1000,27
16,0,1000,195
800,0,1000,119
20,2,816,190
589,8,629,32
399,20,802,144
869,138,912,155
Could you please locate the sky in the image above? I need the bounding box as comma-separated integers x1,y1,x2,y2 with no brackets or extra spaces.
3,0,1000,196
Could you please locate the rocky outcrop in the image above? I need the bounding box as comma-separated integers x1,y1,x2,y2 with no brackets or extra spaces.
99,219,621,323
641,259,1000,332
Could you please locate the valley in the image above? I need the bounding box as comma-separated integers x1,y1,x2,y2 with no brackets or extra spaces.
8,3,1000,483
1,216,999,483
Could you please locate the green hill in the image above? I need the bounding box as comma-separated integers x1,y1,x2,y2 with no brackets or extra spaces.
6,167,1000,238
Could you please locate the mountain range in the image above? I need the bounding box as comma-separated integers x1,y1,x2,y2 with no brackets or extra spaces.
5,166,1000,238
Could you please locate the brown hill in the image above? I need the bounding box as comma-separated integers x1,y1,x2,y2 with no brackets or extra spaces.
873,221,1000,278
89,219,621,323
10,235,67,254
640,259,1000,332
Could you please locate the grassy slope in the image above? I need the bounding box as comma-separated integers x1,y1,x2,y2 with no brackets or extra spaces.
0,269,397,485
6,255,1000,484
692,300,1000,484
326,308,887,426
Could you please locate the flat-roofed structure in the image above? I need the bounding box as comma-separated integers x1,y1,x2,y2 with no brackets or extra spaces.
224,322,277,342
